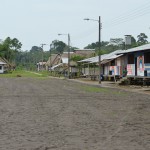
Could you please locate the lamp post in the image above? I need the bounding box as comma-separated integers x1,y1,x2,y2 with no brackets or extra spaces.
49,44,52,70
40,44,46,71
58,33,70,79
84,16,102,84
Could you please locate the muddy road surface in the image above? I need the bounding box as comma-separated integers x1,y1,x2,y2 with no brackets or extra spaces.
0,78,149,150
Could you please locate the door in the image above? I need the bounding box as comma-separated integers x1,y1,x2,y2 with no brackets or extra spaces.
135,57,137,76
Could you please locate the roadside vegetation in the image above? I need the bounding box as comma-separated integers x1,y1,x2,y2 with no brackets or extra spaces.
0,33,148,74
0,70,49,78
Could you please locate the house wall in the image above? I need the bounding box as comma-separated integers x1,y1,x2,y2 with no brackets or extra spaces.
126,51,150,77
103,56,127,76
144,64,150,76
82,68,89,75
104,64,109,75
71,67,78,73
120,55,128,76
0,65,4,73
127,64,135,76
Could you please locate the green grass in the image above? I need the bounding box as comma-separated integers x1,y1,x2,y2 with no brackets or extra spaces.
81,85,109,93
38,70,50,77
0,70,48,78
80,85,128,96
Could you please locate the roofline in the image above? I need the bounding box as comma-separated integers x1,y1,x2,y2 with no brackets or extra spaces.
117,43,150,55
74,49,95,51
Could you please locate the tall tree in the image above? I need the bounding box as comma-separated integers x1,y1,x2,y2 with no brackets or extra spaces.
0,37,22,62
30,46,42,53
84,41,109,49
51,40,67,54
137,33,148,46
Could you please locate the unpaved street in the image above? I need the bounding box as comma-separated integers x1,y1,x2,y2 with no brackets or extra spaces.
0,77,149,150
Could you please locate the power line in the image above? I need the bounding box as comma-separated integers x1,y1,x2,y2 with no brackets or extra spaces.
104,1,150,26
72,1,150,42
104,9,150,28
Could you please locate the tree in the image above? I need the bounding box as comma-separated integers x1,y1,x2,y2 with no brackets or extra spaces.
84,41,109,49
30,46,42,53
70,55,86,62
0,37,22,62
51,40,67,54
137,33,148,46
110,38,124,46
131,36,137,47
84,40,120,55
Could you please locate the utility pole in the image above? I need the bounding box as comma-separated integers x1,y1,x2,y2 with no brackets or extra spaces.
84,16,102,84
41,44,46,71
68,34,70,79
98,16,101,84
58,33,71,79
49,44,52,71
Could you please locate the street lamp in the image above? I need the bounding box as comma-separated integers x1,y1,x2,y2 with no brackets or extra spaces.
58,33,70,79
49,44,52,70
84,16,102,84
40,43,46,70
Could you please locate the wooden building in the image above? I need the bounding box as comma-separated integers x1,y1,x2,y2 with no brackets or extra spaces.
117,43,150,77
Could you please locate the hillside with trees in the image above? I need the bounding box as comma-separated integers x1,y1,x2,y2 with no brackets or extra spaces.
84,33,148,55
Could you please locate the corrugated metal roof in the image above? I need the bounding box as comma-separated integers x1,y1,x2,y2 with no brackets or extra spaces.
51,63,63,70
117,43,150,54
101,59,112,64
74,49,95,51
78,56,99,63
0,61,6,65
78,50,124,63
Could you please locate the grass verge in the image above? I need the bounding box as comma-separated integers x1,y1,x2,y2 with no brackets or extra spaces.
0,70,48,78
80,85,127,96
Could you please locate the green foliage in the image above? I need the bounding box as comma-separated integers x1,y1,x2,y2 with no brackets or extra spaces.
84,33,148,55
137,33,148,46
0,37,22,62
30,46,42,53
51,40,67,54
16,46,50,71
71,55,86,62
110,38,124,46
131,36,137,46
84,41,109,49
0,70,43,78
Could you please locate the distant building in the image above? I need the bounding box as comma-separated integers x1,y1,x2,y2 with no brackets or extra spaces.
73,49,95,57
0,57,9,73
37,62,47,71
45,49,95,77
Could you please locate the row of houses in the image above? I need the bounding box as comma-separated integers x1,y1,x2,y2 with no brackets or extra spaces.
37,43,150,78
78,43,150,78
37,49,95,74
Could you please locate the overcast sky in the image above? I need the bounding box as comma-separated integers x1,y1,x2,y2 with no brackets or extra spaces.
0,0,150,51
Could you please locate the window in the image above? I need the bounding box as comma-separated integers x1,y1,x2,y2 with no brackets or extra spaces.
0,66,2,70
144,52,150,63
110,59,115,66
128,54,134,64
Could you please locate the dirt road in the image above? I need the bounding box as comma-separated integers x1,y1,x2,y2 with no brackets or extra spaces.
0,77,149,150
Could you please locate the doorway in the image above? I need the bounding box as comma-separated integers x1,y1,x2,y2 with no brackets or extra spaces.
135,57,137,76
